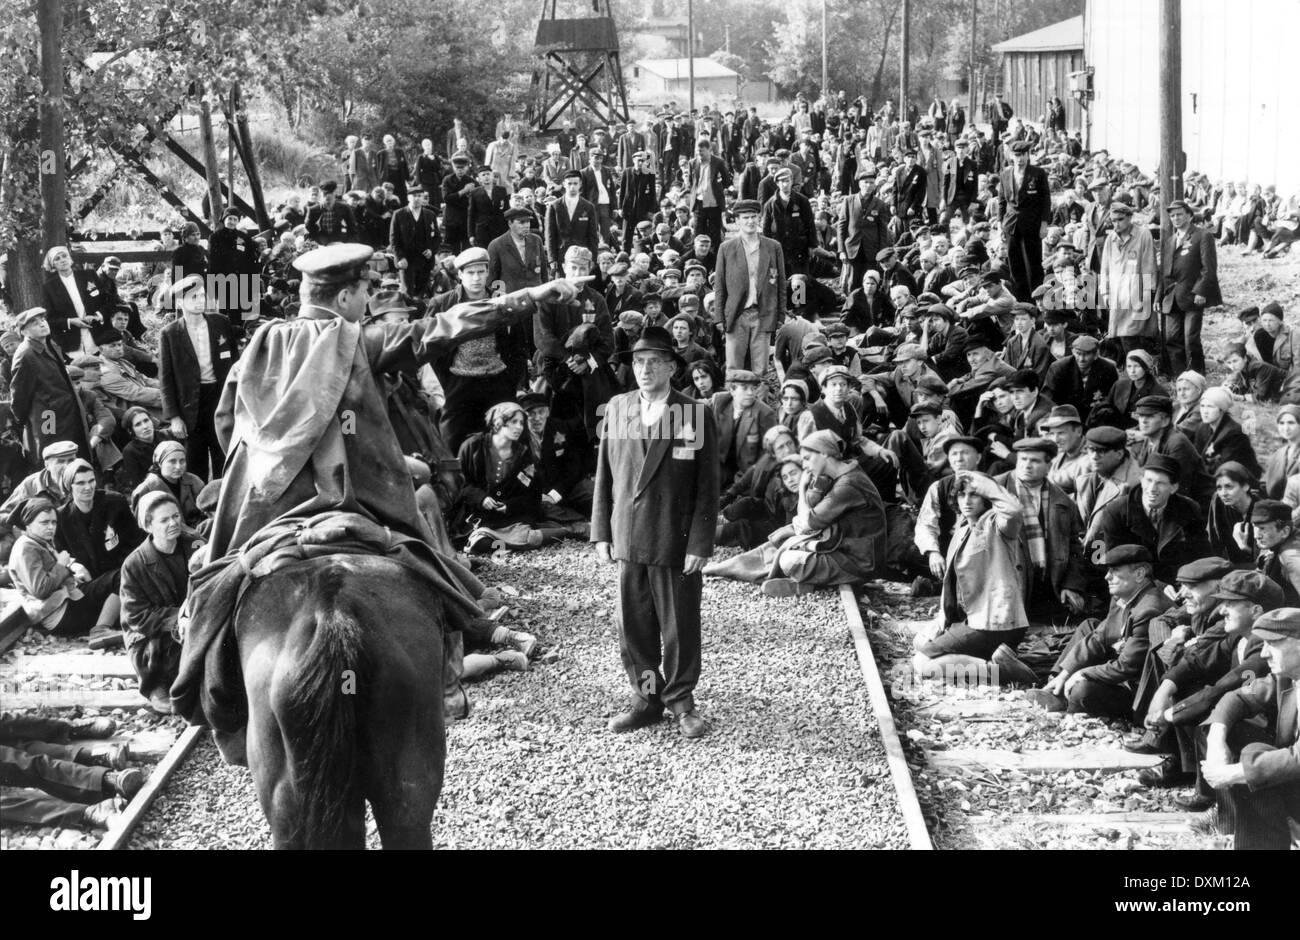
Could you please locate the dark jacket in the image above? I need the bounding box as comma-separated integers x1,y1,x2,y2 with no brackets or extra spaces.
1206,675,1298,792
42,270,107,356
120,534,200,644
305,201,360,244
9,337,91,460
1093,485,1212,584
486,230,545,293
544,197,601,272
1056,581,1171,693
158,314,240,429
55,491,144,579
1160,225,1223,311
761,191,819,265
390,205,441,265
1193,415,1261,479
993,472,1091,598
711,392,778,486
999,164,1052,237
457,433,541,528
1129,425,1215,507
467,185,510,247
1044,354,1120,422
1166,632,1267,726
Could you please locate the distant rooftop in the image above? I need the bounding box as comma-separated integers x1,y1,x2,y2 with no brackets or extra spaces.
991,15,1084,54
635,57,739,79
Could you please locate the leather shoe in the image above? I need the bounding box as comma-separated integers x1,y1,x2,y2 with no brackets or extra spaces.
1137,756,1190,788
761,577,813,598
676,709,708,739
1122,729,1168,755
991,643,1038,686
69,717,117,739
87,625,124,651
104,768,144,801
607,707,664,733
1024,688,1067,712
1174,788,1215,812
82,798,122,830
86,744,130,770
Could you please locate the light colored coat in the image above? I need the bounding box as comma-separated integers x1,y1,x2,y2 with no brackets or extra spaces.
942,482,1029,631
1099,225,1157,339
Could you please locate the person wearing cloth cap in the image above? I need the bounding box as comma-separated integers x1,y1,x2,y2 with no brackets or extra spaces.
9,307,92,465
1000,368,1051,442
305,180,359,245
1128,394,1215,507
715,449,803,551
577,148,618,248
1092,453,1212,585
891,148,927,223
533,243,615,400
486,205,546,305
836,166,892,292
913,435,986,592
1075,425,1143,543
1245,300,1300,373
517,389,591,530
157,273,241,481
710,369,777,486
208,208,259,322
95,325,164,418
913,470,1034,684
604,261,644,321
1042,332,1119,424
761,163,818,276
544,169,600,277
1097,191,1158,358
425,247,532,450
840,266,890,338
467,165,509,251
618,150,658,253
1001,302,1052,382
997,139,1051,301
390,183,441,300
684,138,730,247
593,325,719,739
171,221,208,283
945,335,1015,429
0,440,81,579
1024,544,1172,718
715,198,786,374
1243,499,1300,608
821,320,862,376
1159,197,1221,376
1197,605,1300,848
944,136,980,225
440,152,478,254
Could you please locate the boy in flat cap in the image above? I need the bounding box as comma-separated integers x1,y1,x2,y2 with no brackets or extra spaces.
761,165,818,276
1199,607,1300,847
710,369,777,486
544,169,600,277
1247,499,1300,606
836,166,892,293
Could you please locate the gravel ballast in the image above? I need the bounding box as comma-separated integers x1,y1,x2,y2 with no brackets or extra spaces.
125,543,907,849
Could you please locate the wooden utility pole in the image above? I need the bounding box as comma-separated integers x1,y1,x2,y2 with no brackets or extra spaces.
37,0,68,251
899,0,911,120
1159,0,1184,213
821,0,829,98
197,87,224,226
968,0,978,120
687,0,695,114
231,84,271,232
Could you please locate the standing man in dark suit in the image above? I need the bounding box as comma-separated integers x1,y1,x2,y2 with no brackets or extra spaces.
544,169,600,277
390,186,440,300
9,307,92,461
685,138,731,249
710,370,777,486
945,138,979,224
158,276,239,481
761,166,818,276
579,149,618,249
618,151,658,253
1160,199,1222,376
837,166,892,293
615,122,645,171
593,326,719,739
714,200,787,374
999,140,1052,301
207,209,259,323
893,149,928,225
440,153,477,254
466,166,509,249
487,207,545,296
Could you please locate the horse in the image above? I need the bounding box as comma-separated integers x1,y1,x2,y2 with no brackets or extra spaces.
234,553,446,849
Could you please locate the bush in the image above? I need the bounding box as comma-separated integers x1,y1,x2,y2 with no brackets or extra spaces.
247,126,338,188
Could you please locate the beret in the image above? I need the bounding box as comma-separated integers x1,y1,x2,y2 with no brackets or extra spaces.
41,440,79,460
1101,544,1153,567
1013,436,1058,459
454,247,490,270
1010,140,1032,154
1040,405,1083,429
1212,570,1285,609
1175,556,1234,584
801,429,845,458
727,369,763,385
1142,453,1181,482
1084,425,1127,449
1071,334,1100,352
732,199,762,216
943,435,984,455
1250,499,1293,525
1133,395,1174,416
1247,607,1300,641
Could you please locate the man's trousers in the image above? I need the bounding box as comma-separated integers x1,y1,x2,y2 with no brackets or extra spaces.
693,206,723,249
186,382,225,481
1005,231,1045,302
616,561,702,715
725,308,771,374
1163,297,1206,376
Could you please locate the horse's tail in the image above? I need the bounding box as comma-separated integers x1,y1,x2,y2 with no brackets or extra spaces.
278,566,364,847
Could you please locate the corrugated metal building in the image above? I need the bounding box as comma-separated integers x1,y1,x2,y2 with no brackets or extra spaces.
991,16,1085,133
629,58,776,106
1085,0,1300,195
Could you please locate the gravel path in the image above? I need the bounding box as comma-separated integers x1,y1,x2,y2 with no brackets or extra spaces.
129,543,907,849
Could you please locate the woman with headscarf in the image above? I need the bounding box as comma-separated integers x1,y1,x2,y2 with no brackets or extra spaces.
778,378,810,432
169,222,208,285
1192,386,1261,478
118,407,174,495
1172,370,1207,438
130,441,207,538
1263,404,1300,499
40,246,107,357
118,491,199,713
720,425,799,515
1206,461,1258,566
715,454,803,549
5,497,120,643
1099,349,1167,428
457,401,570,555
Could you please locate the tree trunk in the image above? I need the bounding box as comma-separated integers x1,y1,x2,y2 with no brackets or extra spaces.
37,0,68,252
7,241,46,313
869,0,904,107
197,86,224,226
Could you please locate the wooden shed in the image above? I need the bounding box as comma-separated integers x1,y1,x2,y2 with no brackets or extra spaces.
992,15,1085,133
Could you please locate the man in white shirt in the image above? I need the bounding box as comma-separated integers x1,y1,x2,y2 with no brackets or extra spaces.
580,149,617,249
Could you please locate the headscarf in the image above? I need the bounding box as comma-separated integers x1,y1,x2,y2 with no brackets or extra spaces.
763,425,798,455
485,401,526,435
1177,370,1207,396
1200,386,1234,414
6,496,56,531
60,458,95,496
801,429,845,459
136,490,179,529
152,440,185,468
1125,349,1158,378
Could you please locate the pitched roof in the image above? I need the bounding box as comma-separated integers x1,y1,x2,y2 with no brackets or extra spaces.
992,15,1083,54
635,58,739,80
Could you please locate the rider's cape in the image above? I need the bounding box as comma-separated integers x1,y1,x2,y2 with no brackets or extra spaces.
172,293,538,730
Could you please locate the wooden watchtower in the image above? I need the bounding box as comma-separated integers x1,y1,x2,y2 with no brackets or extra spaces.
529,0,632,132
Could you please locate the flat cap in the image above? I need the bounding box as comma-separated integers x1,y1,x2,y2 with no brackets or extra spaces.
801,429,845,458
1250,499,1293,525
916,374,949,396
1133,395,1174,416
1143,453,1181,482
732,199,762,216
802,345,835,367
1010,140,1032,154
824,321,850,338
1085,425,1127,449
1175,556,1234,585
876,247,898,263
943,435,985,455
1247,607,1300,641
1006,369,1040,390
1040,405,1083,429
1166,198,1191,214
1044,309,1073,325
909,401,943,418
683,261,707,277
677,294,701,311
15,307,48,329
1109,200,1134,216
1071,334,1100,352
893,342,926,362
1014,436,1059,459
926,303,956,322
1101,544,1153,567
454,247,491,270
1212,570,1285,609
855,166,878,181
293,243,374,286
774,167,793,181
726,369,763,386
41,440,79,460
820,366,857,388
450,151,472,164
503,206,533,223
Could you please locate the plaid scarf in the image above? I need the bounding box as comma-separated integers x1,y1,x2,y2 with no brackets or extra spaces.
1017,484,1048,571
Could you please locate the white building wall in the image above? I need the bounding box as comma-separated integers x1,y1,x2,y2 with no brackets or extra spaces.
1086,0,1300,194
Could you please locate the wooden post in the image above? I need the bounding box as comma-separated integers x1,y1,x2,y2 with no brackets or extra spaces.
197,87,225,226
226,87,237,211
899,0,911,122
36,0,68,252
232,85,271,233
968,0,978,121
687,0,695,114
1159,0,1184,219
821,0,828,99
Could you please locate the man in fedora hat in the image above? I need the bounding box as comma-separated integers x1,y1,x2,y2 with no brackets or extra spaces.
593,325,718,739
391,184,440,300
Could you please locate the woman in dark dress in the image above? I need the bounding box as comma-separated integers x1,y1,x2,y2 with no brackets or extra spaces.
1100,349,1167,428
1206,461,1258,567
169,223,208,284
1193,386,1261,478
